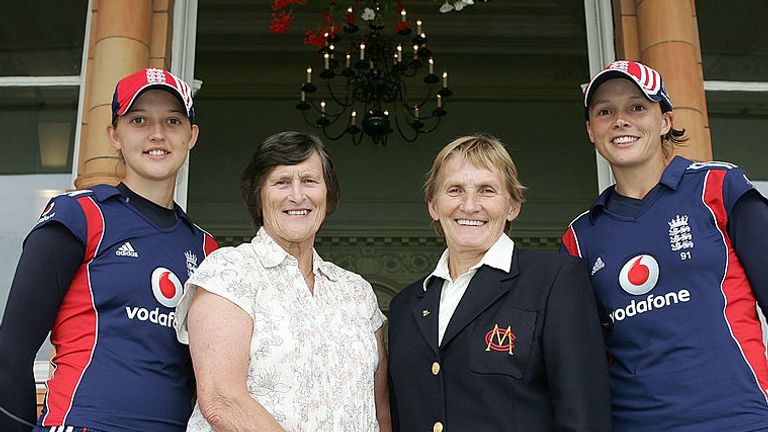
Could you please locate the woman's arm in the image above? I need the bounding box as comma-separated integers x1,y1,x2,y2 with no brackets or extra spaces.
728,190,768,315
543,257,612,432
187,288,286,432
373,327,392,432
0,223,84,432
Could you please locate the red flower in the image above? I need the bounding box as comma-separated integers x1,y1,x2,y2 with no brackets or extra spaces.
344,10,356,24
269,11,295,33
394,20,411,33
304,25,343,48
304,29,327,48
272,0,304,11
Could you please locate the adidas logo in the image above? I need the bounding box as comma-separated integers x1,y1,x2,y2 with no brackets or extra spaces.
591,257,605,275
116,242,139,258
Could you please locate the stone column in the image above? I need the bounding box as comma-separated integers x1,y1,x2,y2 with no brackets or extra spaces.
75,0,177,189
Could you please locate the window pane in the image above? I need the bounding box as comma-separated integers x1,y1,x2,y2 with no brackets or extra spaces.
0,86,78,174
708,90,768,179
698,2,768,81
0,175,71,361
0,1,87,76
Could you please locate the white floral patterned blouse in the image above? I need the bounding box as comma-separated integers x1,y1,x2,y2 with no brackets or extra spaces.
175,228,386,432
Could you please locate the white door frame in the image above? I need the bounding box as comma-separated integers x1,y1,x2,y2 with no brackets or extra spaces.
584,0,616,193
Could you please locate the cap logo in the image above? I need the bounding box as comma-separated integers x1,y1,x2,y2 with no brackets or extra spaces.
145,68,168,84
618,254,659,295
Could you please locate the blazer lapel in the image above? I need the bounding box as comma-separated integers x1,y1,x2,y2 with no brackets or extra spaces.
440,253,521,349
412,276,442,355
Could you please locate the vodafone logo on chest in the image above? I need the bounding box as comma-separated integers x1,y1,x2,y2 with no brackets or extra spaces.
151,267,184,307
618,254,659,295
125,267,184,328
609,254,692,323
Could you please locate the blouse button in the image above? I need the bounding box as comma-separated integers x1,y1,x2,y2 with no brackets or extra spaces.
431,361,440,375
433,421,444,432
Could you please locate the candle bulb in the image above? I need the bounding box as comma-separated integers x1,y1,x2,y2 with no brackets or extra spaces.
345,54,351,68
428,58,434,74
401,9,407,22
416,20,422,34
324,53,330,70
420,32,426,40
347,7,352,13
437,94,443,108
301,91,306,102
320,100,326,115
306,66,312,84
414,105,419,119
351,110,357,126
397,45,403,62
442,71,448,88
413,44,419,60
359,43,366,60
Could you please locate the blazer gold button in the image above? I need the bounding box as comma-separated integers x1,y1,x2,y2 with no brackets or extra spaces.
433,421,444,432
431,362,440,375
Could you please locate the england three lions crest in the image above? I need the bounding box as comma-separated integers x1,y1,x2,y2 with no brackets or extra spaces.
185,250,198,277
668,215,694,253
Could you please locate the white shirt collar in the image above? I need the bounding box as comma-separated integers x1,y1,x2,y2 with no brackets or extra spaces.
251,227,338,281
422,233,515,291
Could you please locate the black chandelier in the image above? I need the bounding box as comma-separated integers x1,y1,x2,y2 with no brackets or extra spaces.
296,9,452,145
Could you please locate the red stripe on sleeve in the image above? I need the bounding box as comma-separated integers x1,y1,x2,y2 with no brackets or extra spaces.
704,170,768,402
561,227,582,258
203,233,218,257
42,197,105,425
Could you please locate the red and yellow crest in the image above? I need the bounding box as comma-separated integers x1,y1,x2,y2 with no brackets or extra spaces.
484,324,516,355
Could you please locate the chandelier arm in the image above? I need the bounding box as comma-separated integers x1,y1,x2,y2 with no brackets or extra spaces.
324,80,355,107
392,113,420,143
322,126,351,141
418,116,443,134
351,130,364,145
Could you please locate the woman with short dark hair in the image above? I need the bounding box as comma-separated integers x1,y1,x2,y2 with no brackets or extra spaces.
175,131,391,432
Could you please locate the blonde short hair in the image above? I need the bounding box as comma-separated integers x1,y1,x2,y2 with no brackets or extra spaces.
423,134,526,237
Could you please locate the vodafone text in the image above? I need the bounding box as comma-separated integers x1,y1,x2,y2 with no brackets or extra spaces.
609,289,691,322
125,306,176,327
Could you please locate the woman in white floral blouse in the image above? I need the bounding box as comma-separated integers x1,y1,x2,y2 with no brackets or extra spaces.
175,131,391,432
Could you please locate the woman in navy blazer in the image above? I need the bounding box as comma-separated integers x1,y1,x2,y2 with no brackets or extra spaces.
388,134,611,432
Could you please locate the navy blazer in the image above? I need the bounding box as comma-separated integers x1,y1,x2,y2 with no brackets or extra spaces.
388,248,611,432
